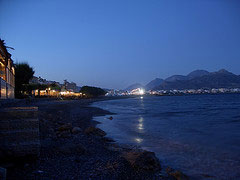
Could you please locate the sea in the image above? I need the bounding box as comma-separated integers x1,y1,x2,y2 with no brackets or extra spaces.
92,94,240,180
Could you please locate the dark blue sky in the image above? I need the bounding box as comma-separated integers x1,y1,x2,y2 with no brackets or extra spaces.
0,0,240,89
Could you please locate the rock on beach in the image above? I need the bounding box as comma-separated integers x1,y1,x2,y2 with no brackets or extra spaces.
71,127,82,134
84,126,106,137
122,150,161,172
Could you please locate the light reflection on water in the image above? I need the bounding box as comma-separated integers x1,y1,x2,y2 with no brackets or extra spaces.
138,117,144,123
137,117,144,131
93,94,240,179
137,123,144,130
135,137,143,143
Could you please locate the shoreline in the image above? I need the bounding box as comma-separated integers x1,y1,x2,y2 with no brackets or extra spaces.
91,98,190,180
1,97,184,179
91,94,240,180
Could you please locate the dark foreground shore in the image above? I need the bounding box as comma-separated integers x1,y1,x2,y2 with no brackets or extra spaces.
0,98,187,180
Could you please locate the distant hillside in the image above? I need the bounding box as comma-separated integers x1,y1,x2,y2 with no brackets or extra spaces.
165,70,209,82
165,75,188,82
187,70,210,79
145,78,164,90
155,69,240,90
125,83,144,91
145,70,209,90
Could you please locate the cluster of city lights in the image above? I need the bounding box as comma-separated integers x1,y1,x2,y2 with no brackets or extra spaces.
130,88,145,95
139,89,144,95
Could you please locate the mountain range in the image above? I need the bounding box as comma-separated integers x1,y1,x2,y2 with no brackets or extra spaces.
125,69,240,91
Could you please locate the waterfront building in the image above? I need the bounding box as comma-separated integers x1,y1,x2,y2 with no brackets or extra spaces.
0,39,15,99
29,76,83,97
63,79,80,92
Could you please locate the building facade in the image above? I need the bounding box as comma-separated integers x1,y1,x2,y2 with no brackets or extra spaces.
0,39,15,99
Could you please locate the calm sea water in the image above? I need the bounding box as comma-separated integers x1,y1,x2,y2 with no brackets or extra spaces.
92,94,240,179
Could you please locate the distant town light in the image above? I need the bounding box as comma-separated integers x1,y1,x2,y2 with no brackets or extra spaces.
139,89,144,95
60,91,67,95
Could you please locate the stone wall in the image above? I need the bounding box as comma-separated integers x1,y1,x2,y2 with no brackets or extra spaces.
0,107,40,158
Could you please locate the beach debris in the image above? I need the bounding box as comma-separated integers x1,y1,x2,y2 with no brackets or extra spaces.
84,127,106,137
122,150,161,172
72,127,82,134
107,116,113,120
166,167,189,180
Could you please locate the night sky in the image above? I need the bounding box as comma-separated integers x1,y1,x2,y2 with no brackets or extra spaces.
0,0,240,89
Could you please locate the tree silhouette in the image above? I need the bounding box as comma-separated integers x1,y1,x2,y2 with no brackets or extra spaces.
15,62,35,98
80,86,106,97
